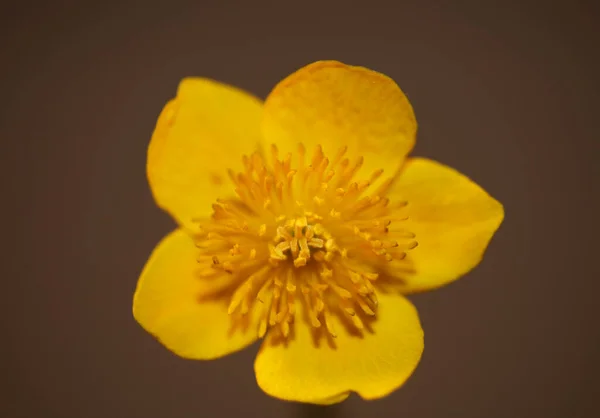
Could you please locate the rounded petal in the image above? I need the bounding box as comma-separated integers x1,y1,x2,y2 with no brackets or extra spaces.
389,158,505,293
147,78,264,229
262,61,416,181
254,293,424,404
133,229,258,359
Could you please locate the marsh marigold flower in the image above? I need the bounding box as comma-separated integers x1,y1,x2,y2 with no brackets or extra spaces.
133,60,504,404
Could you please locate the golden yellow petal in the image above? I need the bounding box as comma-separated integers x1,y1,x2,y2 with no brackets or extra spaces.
147,78,263,229
254,293,423,404
388,158,504,293
133,229,258,359
262,60,416,182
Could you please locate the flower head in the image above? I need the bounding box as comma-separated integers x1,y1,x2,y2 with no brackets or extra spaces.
133,61,504,404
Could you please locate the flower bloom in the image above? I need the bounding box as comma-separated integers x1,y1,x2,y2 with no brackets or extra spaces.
133,61,504,404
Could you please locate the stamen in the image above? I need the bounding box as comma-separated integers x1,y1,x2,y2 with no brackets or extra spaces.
193,143,418,342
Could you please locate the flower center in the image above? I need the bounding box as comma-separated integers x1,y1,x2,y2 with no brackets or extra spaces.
269,217,334,268
193,144,417,341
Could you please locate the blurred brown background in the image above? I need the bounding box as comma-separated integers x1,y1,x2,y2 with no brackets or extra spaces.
2,0,599,417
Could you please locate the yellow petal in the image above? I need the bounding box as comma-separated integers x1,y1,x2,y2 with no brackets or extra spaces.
133,229,258,359
262,61,416,181
147,78,264,230
254,293,423,404
388,158,504,293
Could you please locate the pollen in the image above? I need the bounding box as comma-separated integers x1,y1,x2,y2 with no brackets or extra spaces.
193,144,418,341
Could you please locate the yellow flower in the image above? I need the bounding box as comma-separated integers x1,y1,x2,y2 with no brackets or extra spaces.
133,60,504,404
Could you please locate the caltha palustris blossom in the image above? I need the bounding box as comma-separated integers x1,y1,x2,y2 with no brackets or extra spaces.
133,60,504,404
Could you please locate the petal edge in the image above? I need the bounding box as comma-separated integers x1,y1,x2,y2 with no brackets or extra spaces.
262,61,417,183
254,293,424,404
133,229,258,359
388,158,504,293
147,78,264,229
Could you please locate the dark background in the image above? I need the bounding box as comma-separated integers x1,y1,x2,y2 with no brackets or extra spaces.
2,1,599,417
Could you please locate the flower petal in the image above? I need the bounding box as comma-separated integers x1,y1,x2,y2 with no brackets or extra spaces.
388,158,504,293
254,293,423,404
262,61,416,181
133,229,258,359
147,78,264,229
